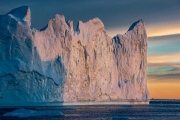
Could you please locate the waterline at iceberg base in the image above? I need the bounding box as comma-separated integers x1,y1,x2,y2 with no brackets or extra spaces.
0,100,149,107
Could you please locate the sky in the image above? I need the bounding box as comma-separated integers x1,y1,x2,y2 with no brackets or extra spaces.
0,0,180,99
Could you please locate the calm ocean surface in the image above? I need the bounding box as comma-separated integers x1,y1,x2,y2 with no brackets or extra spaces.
1,100,180,120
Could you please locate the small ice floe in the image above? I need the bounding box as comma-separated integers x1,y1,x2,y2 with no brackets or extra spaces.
3,108,64,118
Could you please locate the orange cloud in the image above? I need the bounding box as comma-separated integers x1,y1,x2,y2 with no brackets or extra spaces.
148,52,180,64
147,23,180,37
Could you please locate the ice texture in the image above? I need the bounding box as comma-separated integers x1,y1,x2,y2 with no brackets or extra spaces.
0,6,149,104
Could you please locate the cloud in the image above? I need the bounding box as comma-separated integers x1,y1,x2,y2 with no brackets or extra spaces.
107,24,180,38
148,73,180,84
148,63,180,72
148,34,180,45
147,23,180,37
148,73,180,78
1,0,180,36
148,52,180,64
147,52,180,82
148,62,176,67
170,65,180,71
148,34,180,55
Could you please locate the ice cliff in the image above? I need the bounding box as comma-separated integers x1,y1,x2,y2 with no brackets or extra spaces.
0,6,149,104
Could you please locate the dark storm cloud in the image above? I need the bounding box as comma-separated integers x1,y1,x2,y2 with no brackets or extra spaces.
0,0,180,31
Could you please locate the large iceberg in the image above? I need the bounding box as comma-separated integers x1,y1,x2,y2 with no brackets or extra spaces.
0,6,149,105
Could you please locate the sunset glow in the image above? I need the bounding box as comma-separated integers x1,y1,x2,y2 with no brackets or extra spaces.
147,22,180,37
107,23,180,38
148,80,180,99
